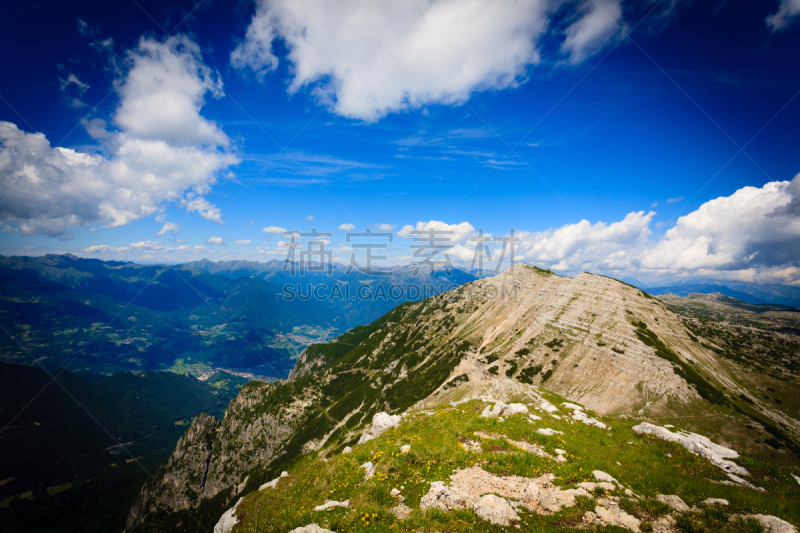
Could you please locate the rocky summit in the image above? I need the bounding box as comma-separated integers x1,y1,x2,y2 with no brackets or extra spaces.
125,265,800,533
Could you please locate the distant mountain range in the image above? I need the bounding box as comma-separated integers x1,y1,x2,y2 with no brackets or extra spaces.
619,278,800,307
0,254,476,377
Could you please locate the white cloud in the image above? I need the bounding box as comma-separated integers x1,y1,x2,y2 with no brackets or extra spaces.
338,223,356,231
206,236,225,246
231,0,553,121
377,223,395,231
115,36,228,146
517,210,654,271
398,220,476,244
767,0,800,31
230,0,659,121
561,0,623,64
156,220,181,236
666,196,684,204
641,176,800,272
262,225,288,234
234,239,251,245
0,35,237,238
306,215,315,221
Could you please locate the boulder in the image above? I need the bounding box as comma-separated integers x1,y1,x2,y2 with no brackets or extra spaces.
288,524,336,533
358,412,401,444
480,401,528,418
732,514,797,533
419,481,473,511
473,494,520,526
391,503,412,520
656,494,690,512
593,470,621,486
594,504,641,532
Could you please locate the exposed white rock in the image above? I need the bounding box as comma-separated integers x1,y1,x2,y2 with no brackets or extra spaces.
258,470,288,491
358,412,401,444
731,514,797,533
570,408,608,429
460,439,482,453
555,448,566,455
656,494,690,511
528,414,542,421
652,514,677,533
213,497,243,533
578,482,616,492
313,499,350,511
390,488,401,498
632,422,749,476
727,473,765,491
341,446,352,455
537,428,563,436
594,503,641,532
793,473,800,486
391,503,412,520
420,466,592,515
473,494,520,526
539,400,559,413
419,481,472,511
702,498,728,505
480,401,529,418
360,462,375,480
539,488,590,512
473,431,562,461
400,444,410,453
593,470,621,487
288,524,336,533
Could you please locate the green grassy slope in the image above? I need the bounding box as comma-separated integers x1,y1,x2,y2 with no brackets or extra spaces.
231,392,799,532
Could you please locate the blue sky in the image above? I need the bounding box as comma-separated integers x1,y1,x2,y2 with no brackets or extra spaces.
1,0,799,285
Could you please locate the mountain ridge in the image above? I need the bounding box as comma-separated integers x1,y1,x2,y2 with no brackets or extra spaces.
124,263,800,532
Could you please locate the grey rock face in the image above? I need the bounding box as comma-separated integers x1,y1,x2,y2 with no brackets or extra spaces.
126,412,220,531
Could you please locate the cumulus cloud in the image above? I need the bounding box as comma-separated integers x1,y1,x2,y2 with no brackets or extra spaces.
0,35,236,238
262,225,288,234
377,223,395,231
767,0,800,31
338,223,356,231
235,0,633,121
641,176,800,272
115,36,228,146
206,236,225,246
517,211,654,271
398,220,476,245
234,239,251,245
